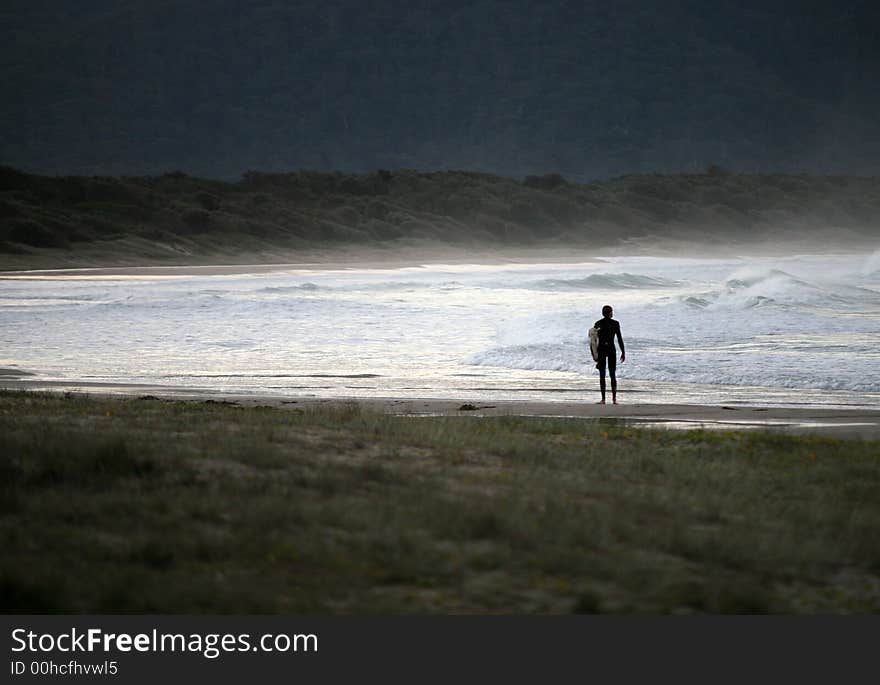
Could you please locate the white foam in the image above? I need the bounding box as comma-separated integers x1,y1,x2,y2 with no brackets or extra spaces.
1,253,878,402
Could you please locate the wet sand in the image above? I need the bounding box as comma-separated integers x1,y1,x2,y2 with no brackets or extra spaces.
2,374,879,440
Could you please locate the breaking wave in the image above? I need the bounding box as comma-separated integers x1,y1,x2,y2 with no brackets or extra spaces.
530,272,682,290
674,268,880,311
467,262,880,392
260,282,322,292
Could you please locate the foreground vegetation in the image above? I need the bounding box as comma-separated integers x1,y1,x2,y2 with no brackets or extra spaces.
1,391,878,613
2,165,879,269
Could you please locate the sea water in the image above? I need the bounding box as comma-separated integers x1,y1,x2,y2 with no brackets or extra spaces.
2,252,879,407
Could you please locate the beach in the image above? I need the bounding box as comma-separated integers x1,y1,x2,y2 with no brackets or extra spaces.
2,372,880,439
3,251,880,439
3,252,879,614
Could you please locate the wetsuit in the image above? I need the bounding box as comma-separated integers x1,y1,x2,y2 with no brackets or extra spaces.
594,317,624,397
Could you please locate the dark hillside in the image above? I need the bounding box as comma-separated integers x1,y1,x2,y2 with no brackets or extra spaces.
1,166,878,268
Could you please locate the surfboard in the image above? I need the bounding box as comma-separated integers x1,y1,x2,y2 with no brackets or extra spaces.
588,327,599,362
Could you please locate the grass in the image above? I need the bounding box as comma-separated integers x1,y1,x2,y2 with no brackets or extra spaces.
1,390,878,614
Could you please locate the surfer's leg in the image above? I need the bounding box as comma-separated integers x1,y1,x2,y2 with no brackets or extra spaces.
597,353,607,403
609,354,617,403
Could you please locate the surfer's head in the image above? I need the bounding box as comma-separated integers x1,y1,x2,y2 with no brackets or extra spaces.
602,305,613,318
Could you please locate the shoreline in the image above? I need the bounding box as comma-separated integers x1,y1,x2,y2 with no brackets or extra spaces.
0,246,607,278
3,378,879,439
2,242,871,279
3,250,878,440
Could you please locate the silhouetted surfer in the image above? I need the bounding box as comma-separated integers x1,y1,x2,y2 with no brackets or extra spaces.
594,305,625,404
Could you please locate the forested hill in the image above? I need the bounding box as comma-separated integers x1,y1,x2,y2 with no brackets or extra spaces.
1,1,879,179
1,166,878,269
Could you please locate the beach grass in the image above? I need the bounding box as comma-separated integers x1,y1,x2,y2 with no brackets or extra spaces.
1,390,878,614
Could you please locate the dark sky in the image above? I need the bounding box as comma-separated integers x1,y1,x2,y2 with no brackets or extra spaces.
1,0,878,180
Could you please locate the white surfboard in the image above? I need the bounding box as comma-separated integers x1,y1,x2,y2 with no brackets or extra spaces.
588,327,599,362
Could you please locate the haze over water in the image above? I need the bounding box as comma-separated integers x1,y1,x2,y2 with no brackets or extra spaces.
2,252,879,408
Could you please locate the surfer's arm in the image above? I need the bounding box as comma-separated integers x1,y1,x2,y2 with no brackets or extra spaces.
616,327,626,361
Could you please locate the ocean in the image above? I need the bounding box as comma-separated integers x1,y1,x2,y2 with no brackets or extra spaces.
2,251,879,408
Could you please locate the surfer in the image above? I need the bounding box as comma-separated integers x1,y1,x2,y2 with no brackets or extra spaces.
592,305,625,404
